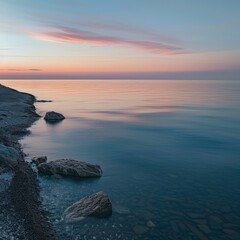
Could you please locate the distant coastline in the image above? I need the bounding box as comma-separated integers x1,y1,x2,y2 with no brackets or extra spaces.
1,69,239,80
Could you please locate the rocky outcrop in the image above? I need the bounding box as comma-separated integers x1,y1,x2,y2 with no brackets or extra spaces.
36,100,52,103
0,84,56,239
44,111,65,122
63,191,112,222
38,159,102,178
0,144,19,169
31,156,47,165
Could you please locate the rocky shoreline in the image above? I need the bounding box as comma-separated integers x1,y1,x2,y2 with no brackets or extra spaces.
0,84,57,240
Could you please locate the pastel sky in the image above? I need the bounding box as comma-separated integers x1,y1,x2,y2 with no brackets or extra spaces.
0,0,240,79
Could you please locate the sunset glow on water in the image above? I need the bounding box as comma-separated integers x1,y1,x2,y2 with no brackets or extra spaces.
2,79,240,240
1,1,240,239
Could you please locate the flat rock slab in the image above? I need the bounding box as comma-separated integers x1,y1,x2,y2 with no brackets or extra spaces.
38,159,102,178
0,144,19,169
63,191,112,222
44,111,65,122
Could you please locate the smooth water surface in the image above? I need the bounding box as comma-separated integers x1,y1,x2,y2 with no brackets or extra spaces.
1,80,240,240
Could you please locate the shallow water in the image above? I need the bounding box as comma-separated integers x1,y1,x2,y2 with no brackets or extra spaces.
1,80,240,240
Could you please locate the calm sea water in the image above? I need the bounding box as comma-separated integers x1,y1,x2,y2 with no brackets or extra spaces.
1,80,240,240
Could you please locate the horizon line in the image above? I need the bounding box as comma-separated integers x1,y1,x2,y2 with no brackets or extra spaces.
0,69,239,80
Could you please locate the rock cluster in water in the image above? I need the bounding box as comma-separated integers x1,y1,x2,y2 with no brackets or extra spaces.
63,191,112,223
38,159,102,178
44,111,65,122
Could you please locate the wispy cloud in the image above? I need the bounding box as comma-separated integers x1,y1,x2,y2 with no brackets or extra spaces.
32,26,187,55
5,68,42,72
74,21,177,44
28,68,41,71
7,68,22,72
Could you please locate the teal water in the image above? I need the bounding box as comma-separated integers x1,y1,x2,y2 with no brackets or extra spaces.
2,80,240,240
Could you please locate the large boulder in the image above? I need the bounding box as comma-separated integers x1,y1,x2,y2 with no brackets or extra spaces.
44,111,65,122
0,144,19,168
63,191,112,222
38,159,102,178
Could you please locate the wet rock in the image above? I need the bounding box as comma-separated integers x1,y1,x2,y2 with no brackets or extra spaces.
114,205,130,215
133,225,149,235
147,220,156,228
31,156,47,165
0,144,19,169
63,191,112,222
38,159,102,178
51,174,63,179
44,111,65,122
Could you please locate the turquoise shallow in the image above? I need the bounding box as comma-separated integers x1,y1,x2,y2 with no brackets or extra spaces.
2,80,240,240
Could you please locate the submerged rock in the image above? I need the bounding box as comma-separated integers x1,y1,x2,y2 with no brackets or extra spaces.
63,191,112,222
44,111,65,122
31,156,47,165
0,144,19,168
133,225,149,235
147,220,156,228
114,205,131,215
38,159,102,178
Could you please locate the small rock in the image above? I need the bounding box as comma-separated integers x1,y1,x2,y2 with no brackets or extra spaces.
63,191,112,222
114,205,130,215
31,156,47,165
147,220,156,228
44,111,65,122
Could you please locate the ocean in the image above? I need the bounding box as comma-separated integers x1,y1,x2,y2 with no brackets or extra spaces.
1,79,240,240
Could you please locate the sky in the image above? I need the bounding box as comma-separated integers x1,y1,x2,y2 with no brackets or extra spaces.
0,0,240,79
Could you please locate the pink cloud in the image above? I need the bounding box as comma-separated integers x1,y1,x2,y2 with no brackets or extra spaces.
32,26,187,55
74,21,178,44
5,68,42,72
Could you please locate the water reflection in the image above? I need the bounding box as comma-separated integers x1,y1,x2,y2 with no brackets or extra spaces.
1,80,240,240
